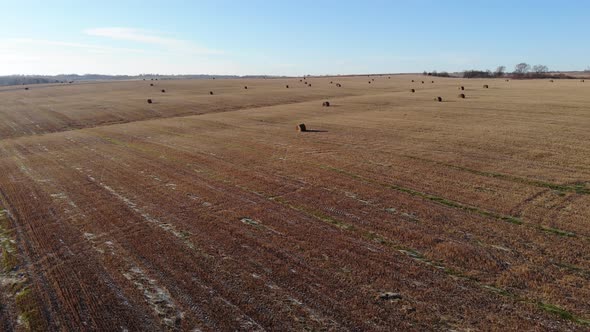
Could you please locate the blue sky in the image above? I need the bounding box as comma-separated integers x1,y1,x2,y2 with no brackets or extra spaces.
1,0,589,75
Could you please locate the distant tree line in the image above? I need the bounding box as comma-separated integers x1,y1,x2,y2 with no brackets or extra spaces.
461,66,509,78
0,74,287,87
422,71,451,77
0,76,58,86
461,63,575,79
424,64,583,79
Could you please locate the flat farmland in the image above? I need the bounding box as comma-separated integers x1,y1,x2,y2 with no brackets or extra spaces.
0,75,589,331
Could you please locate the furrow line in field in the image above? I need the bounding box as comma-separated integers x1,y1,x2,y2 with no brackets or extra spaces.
318,164,589,241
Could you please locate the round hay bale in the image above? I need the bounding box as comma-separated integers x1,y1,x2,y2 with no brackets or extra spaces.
388,76,391,79
286,85,289,88
459,86,465,90
209,91,214,95
458,93,465,99
330,81,333,84
244,86,248,89
322,101,330,107
161,89,166,93
421,81,424,84
411,80,414,82
336,83,342,87
308,84,312,87
505,79,510,82
300,79,303,82
435,96,442,102
549,79,554,82
581,79,585,82
147,99,153,104
297,123,307,132
431,80,434,83
150,83,154,86
24,87,29,90
372,78,375,81
410,89,415,93
483,84,489,88
368,81,371,84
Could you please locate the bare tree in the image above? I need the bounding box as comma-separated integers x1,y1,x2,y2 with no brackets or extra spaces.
495,66,506,77
533,64,548,74
514,63,531,75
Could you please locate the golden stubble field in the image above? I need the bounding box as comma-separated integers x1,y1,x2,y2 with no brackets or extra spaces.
0,75,589,331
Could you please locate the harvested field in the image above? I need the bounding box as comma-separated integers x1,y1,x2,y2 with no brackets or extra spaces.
0,75,589,330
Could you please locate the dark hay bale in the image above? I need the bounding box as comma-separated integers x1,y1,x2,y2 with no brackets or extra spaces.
372,79,375,81
304,81,308,84
421,81,424,84
150,83,154,86
411,80,414,82
388,77,391,79
410,89,415,93
368,81,371,84
505,79,509,82
459,86,464,90
286,85,289,88
581,79,585,82
147,99,153,104
297,123,307,132
330,81,333,84
161,89,166,93
142,79,145,81
24,87,29,90
336,83,342,87
308,84,312,87
431,81,434,83
244,86,248,89
483,84,489,88
322,101,330,107
549,79,554,82
435,96,442,102
209,91,214,95
300,79,303,82
458,93,465,98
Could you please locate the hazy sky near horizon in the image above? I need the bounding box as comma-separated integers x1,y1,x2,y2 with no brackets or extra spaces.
1,1,589,76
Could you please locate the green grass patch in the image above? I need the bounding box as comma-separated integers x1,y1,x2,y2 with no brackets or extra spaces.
321,164,524,226
0,209,18,272
536,302,580,323
539,226,576,237
102,136,127,146
404,155,590,195
482,285,514,297
15,287,46,331
481,285,590,327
